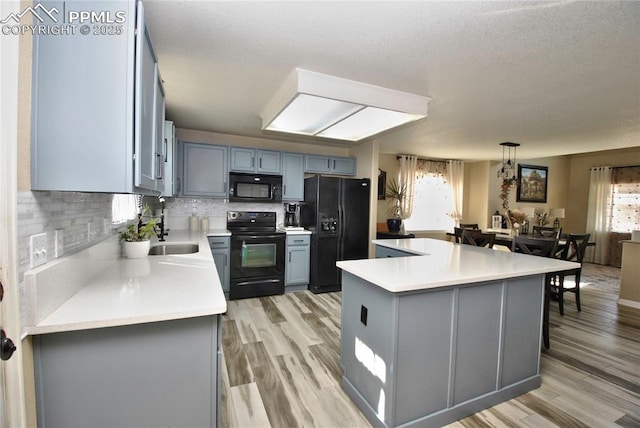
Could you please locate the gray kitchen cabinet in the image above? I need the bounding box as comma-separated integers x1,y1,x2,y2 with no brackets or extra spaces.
180,142,228,197
31,0,164,194
282,152,304,200
304,154,357,176
375,245,417,258
229,147,281,174
162,120,176,196
285,234,310,286
208,236,230,292
34,316,222,428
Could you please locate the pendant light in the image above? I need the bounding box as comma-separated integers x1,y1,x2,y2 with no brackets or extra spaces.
497,142,520,186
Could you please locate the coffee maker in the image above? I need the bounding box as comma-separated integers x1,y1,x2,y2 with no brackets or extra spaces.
284,203,299,227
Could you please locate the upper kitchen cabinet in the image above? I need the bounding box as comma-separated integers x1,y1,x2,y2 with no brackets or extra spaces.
304,155,357,176
31,0,165,194
229,148,281,174
179,142,228,198
162,120,176,196
281,152,304,201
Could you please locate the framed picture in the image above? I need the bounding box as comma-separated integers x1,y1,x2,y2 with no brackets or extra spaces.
377,169,386,200
517,164,548,203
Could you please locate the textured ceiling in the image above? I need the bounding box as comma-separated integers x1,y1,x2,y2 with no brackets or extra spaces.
144,0,640,161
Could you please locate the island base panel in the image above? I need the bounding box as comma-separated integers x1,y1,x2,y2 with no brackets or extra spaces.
340,271,544,427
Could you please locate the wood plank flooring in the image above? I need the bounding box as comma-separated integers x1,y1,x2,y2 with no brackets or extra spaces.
221,281,640,427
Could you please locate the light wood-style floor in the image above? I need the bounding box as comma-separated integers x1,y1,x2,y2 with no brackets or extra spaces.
221,282,640,427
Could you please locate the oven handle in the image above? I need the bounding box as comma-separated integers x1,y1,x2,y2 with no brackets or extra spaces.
235,279,281,287
232,234,283,240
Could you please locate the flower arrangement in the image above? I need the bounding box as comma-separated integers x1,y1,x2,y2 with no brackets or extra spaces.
509,209,528,227
534,210,551,226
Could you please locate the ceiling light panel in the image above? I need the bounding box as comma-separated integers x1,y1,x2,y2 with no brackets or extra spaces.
260,68,431,141
265,94,363,135
318,107,424,141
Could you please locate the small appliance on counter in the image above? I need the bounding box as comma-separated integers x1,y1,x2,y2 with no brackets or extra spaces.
284,203,300,227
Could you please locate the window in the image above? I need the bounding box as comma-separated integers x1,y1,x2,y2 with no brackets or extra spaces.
403,174,455,231
611,182,640,233
112,194,139,224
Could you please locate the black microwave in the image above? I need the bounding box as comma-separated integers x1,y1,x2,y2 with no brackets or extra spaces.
228,172,283,203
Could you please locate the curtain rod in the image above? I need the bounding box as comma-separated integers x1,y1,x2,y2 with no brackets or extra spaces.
590,164,640,170
396,155,451,164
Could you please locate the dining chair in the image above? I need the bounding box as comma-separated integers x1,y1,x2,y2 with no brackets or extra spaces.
550,233,591,315
461,229,496,248
459,223,479,230
532,226,562,239
453,227,465,243
511,236,559,349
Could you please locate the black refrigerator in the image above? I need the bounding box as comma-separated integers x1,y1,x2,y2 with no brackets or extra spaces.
301,175,371,293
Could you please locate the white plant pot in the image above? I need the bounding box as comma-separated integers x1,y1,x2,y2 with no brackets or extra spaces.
123,240,150,259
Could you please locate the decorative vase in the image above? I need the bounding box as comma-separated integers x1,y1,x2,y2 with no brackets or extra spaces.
123,240,150,259
387,218,402,233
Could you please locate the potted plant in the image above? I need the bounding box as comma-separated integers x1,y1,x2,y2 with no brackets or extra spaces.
385,178,408,233
120,206,159,259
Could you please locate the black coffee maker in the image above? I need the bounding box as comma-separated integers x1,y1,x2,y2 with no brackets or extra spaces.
284,203,299,227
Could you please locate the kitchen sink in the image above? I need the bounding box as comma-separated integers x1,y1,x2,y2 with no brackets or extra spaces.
148,243,199,256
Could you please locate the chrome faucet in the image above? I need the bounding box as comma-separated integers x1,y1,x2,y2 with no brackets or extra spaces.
157,196,166,241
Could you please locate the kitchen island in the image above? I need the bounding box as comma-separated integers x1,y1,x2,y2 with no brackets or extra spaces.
24,231,226,428
336,238,579,428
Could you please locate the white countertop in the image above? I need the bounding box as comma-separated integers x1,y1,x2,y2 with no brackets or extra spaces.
206,229,231,237
278,227,312,235
336,238,580,293
26,231,226,335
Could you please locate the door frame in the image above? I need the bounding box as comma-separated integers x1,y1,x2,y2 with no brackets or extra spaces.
0,0,28,425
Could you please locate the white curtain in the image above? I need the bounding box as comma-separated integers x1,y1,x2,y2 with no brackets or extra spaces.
447,160,464,226
398,155,417,219
585,167,612,264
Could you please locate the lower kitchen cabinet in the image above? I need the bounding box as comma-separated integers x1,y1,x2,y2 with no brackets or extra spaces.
285,234,310,286
208,236,230,292
33,315,222,428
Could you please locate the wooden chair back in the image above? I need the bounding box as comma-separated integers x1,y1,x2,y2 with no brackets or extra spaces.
532,226,562,239
560,233,591,263
511,236,558,258
461,230,496,248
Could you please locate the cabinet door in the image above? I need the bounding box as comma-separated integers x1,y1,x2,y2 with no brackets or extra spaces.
282,153,304,200
286,245,310,286
212,250,230,292
229,147,255,172
257,150,281,174
182,143,228,197
331,157,357,176
134,2,158,191
153,68,166,191
304,155,331,173
163,121,175,196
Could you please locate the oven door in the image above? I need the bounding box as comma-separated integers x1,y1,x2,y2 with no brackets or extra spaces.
229,233,285,280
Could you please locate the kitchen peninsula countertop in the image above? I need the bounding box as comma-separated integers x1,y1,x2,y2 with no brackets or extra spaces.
25,231,226,335
336,238,579,293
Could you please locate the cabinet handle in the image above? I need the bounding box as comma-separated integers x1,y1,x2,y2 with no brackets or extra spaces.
294,239,303,243
224,254,227,266
289,252,292,262
156,152,163,179
259,158,262,169
327,159,330,169
252,157,255,168
283,184,287,194
333,159,336,170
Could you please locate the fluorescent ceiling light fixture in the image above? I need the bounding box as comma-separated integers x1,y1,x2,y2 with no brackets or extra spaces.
260,68,431,142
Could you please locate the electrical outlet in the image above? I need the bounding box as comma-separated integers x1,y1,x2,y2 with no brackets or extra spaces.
55,229,64,258
30,233,48,268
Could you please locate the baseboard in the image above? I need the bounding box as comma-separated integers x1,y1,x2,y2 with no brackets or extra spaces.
617,298,640,310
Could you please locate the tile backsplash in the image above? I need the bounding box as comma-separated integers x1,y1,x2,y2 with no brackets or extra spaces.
17,191,115,281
